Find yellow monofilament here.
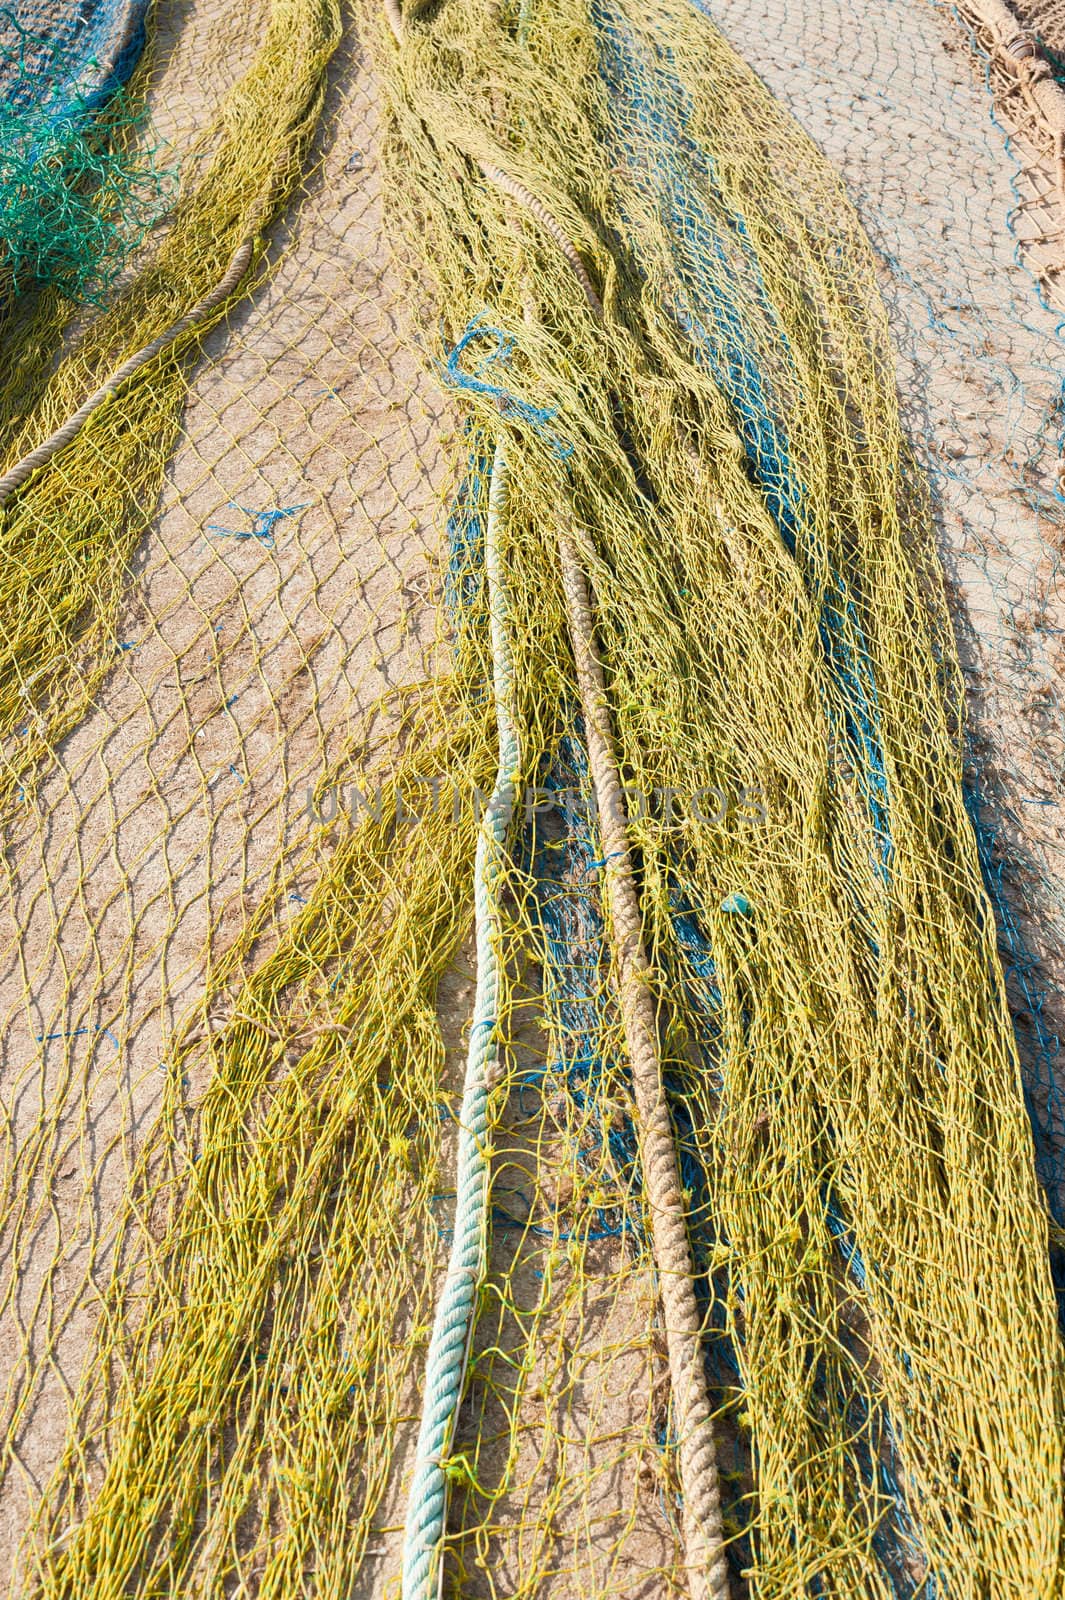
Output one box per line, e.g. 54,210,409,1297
1,0,1062,1596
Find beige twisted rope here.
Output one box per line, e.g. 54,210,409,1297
525,139,726,1595
558,529,729,1600
959,0,1065,160
0,233,256,509
479,161,604,317
381,2,603,315
384,0,404,45
385,4,724,1584
494,133,726,1592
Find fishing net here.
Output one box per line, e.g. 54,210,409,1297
0,0,148,106
715,0,1065,1298
0,0,1063,1595
0,2,169,305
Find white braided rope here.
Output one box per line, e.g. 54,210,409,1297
401,439,518,1600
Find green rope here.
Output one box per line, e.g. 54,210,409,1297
401,438,518,1600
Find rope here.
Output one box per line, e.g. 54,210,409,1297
0,232,257,509
479,161,604,317
505,146,726,1591
384,0,404,45
401,439,519,1600
958,0,1065,162
378,0,603,315
557,528,730,1600
393,11,719,1588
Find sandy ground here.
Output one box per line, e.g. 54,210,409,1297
1,0,1064,1593
0,0,455,1571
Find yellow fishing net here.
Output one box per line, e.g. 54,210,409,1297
0,0,1063,1595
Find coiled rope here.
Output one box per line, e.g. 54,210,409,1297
401,439,520,1600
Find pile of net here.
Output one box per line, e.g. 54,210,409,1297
0,0,1063,1595
0,2,171,305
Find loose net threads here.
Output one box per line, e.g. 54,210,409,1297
0,0,1062,1596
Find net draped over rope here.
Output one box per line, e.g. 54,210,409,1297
0,0,1062,1597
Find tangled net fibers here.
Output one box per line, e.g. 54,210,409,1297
0,0,340,824
4,0,1065,1594
0,2,167,306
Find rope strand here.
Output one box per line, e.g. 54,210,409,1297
401,439,520,1600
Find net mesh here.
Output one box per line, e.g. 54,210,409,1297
0,2,169,305
0,0,1063,1595
713,0,1065,1288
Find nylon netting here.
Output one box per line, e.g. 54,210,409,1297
0,0,458,1573
0,0,1063,1595
0,1,171,305
712,0,1065,1276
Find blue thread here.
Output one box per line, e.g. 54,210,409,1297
441,314,573,460
206,502,308,549
719,892,751,916
444,425,491,635
37,1022,119,1048
579,850,624,879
